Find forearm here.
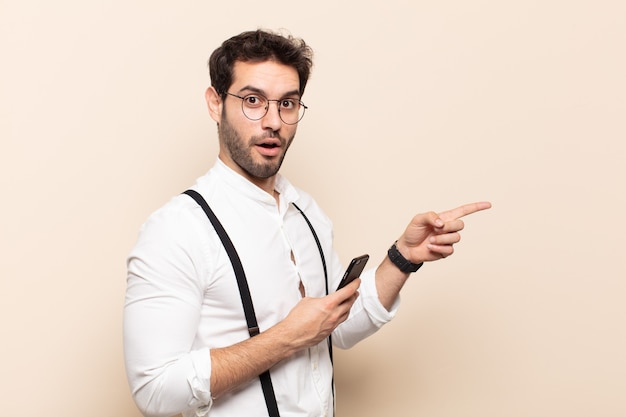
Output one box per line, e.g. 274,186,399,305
209,322,300,398
376,233,443,309
375,255,411,311
211,287,363,396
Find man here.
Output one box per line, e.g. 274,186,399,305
123,29,491,417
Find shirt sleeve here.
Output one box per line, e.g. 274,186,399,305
123,202,214,417
331,267,400,349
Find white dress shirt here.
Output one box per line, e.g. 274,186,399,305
124,159,399,417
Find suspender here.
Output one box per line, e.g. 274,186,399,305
183,190,333,417
292,202,335,408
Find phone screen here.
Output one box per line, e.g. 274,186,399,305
336,254,369,291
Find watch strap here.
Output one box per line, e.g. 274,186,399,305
387,241,423,273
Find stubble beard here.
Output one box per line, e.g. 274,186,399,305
219,113,294,179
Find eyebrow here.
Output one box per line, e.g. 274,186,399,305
237,85,301,99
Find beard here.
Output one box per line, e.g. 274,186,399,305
219,112,294,179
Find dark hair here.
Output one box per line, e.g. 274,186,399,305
208,29,313,98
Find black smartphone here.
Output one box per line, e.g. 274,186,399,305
336,254,370,291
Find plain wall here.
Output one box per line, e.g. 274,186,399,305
1,1,625,416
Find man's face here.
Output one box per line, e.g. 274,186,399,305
215,60,301,188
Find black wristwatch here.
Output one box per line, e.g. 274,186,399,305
387,241,423,273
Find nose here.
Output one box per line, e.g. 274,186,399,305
261,100,283,131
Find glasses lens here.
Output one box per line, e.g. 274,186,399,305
278,100,306,125
241,95,268,120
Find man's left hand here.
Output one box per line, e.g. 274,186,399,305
396,201,492,264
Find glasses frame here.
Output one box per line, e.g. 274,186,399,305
223,92,308,125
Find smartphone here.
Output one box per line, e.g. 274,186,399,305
336,254,370,291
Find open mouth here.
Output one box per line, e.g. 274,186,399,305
255,139,282,157
258,143,279,149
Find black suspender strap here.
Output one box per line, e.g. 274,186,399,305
291,203,328,295
183,189,280,417
292,202,335,415
292,203,334,358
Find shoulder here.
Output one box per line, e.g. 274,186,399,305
136,165,221,240
127,192,225,290
130,192,221,267
140,194,206,238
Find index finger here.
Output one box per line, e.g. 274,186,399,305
439,201,492,221
332,278,360,298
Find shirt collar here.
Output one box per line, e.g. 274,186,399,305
211,158,300,207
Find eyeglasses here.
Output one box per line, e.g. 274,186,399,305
223,92,307,125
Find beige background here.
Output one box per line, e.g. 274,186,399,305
1,0,625,416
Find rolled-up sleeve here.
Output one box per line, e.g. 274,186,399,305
331,267,400,349
123,204,213,417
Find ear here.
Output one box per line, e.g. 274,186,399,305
205,86,222,123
